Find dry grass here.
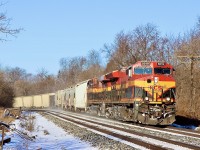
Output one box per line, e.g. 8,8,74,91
20,112,36,132
0,107,21,124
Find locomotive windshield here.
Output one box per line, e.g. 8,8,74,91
154,68,171,74
134,68,152,74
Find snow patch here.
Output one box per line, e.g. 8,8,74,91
3,112,97,150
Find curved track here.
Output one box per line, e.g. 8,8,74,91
36,109,200,150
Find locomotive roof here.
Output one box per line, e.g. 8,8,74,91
133,61,173,68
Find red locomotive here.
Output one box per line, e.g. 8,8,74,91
87,61,176,125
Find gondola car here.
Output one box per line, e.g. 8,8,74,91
87,61,176,125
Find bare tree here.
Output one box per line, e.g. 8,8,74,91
14,79,32,96
103,31,137,72
5,67,27,84
158,35,177,65
0,2,22,41
58,56,87,88
36,68,49,80
87,49,101,67
32,68,56,95
103,23,163,72
83,49,104,79
3,67,33,96
0,73,14,107
132,23,161,61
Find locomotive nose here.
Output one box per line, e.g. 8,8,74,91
145,74,175,103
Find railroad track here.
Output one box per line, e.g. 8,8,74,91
38,109,200,150
144,124,200,139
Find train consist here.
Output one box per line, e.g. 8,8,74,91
14,61,176,125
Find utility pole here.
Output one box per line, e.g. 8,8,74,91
177,55,200,115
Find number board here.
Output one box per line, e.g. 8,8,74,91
141,62,151,66
157,62,165,66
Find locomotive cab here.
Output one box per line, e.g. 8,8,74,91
131,61,175,103
130,61,176,125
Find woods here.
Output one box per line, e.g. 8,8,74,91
175,18,200,119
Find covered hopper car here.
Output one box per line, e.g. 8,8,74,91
14,93,55,108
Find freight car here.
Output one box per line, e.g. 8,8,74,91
74,80,89,111
54,87,76,110
65,87,75,110
14,93,55,108
56,61,175,126
55,90,64,108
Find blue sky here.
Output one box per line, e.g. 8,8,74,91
0,0,200,75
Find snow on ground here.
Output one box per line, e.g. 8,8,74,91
3,112,97,150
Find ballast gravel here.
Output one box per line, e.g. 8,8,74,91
40,112,137,150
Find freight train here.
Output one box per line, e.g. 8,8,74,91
14,61,176,125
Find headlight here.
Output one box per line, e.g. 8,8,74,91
154,77,159,83
145,97,149,101
166,97,171,101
